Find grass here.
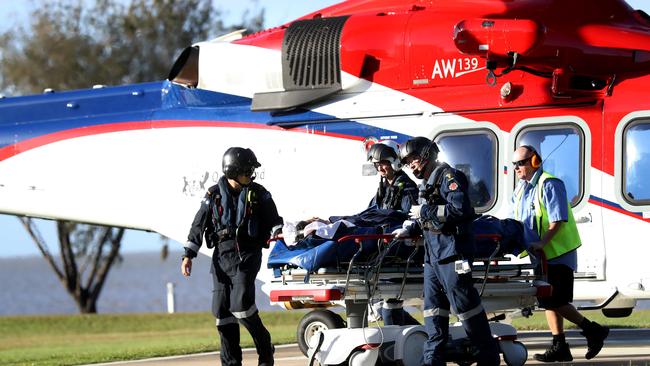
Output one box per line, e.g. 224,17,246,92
1,309,649,366
0,311,305,366
510,309,650,330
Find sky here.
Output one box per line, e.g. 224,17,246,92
0,0,649,257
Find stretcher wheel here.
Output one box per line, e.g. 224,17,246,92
297,309,346,357
397,329,427,366
500,340,527,366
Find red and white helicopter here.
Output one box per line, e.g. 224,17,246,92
1,0,650,362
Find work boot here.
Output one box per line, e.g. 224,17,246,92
581,322,609,359
533,341,573,362
259,344,274,366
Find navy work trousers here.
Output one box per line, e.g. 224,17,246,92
421,260,499,366
211,247,273,366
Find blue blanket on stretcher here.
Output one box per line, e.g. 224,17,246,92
472,215,539,257
267,214,538,274
267,225,380,275
268,208,407,275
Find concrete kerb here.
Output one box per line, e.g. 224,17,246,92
85,343,300,366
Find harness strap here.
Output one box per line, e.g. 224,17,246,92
426,165,450,199
210,192,223,229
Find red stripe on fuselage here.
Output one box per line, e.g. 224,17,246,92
0,120,363,162
588,197,650,223
0,121,150,162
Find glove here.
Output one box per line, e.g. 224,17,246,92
271,227,283,239
402,220,415,229
392,228,409,238
409,205,422,219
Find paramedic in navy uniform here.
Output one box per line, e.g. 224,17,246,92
366,141,420,326
367,140,419,213
181,147,283,366
394,136,499,366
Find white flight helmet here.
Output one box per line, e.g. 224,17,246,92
367,140,401,171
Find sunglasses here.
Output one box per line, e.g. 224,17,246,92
512,156,532,168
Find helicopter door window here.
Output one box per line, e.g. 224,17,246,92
434,130,497,212
622,121,650,204
515,125,584,207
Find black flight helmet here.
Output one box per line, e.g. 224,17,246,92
399,137,439,178
367,141,401,171
222,147,261,179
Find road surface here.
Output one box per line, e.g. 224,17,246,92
88,328,650,366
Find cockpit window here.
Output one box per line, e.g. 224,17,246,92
515,125,584,206
435,130,497,212
168,46,199,88
623,121,650,204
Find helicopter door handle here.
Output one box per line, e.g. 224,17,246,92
575,213,592,224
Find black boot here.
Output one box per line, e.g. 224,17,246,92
580,320,609,359
239,313,274,366
217,323,243,366
533,338,573,362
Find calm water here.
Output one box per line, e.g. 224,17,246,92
1,251,646,316
0,251,279,316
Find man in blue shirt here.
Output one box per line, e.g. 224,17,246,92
511,145,609,362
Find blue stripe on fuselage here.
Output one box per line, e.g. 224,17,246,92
0,80,410,151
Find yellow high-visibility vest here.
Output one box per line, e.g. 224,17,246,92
515,171,581,260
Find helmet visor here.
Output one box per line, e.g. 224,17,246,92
242,166,256,177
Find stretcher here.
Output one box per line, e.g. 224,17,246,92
267,223,549,366
270,238,539,312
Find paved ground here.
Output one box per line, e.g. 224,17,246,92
89,329,650,366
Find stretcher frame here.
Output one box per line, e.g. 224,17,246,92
269,233,549,317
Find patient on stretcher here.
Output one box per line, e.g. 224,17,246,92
268,208,539,275
283,218,356,245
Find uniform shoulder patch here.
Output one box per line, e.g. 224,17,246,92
448,182,459,191
207,184,219,195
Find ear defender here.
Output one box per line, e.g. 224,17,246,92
522,145,541,168
530,153,541,168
